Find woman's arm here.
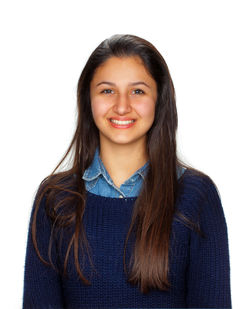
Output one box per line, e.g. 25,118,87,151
23,192,65,309
185,176,232,308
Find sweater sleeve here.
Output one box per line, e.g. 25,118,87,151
23,192,65,309
185,176,232,308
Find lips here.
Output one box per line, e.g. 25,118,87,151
109,117,136,128
110,118,135,124
109,117,136,121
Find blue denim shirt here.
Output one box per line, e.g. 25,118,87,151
82,146,186,198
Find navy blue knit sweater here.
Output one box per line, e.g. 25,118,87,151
23,169,231,308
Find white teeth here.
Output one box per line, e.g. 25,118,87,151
110,119,135,125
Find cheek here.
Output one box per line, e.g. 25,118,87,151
91,98,110,120
135,98,155,120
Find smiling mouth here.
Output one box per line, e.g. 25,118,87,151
109,119,136,125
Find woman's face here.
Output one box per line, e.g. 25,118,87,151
90,56,157,148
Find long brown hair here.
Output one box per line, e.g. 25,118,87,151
31,34,203,294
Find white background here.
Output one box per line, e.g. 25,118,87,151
0,0,249,308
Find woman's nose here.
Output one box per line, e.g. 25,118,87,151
112,94,132,114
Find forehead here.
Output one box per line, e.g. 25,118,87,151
91,56,154,83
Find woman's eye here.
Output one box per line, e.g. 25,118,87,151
133,89,145,95
101,89,114,94
100,89,144,95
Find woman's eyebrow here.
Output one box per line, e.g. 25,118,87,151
96,81,150,88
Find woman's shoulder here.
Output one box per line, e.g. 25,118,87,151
32,172,77,215
178,167,218,197
176,167,222,218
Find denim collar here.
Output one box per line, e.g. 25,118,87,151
82,146,149,185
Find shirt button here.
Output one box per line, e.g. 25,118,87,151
119,195,124,198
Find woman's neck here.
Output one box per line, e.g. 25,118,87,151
99,141,148,188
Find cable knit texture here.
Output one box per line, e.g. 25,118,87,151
23,169,231,308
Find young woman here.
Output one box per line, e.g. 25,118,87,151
23,34,231,308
